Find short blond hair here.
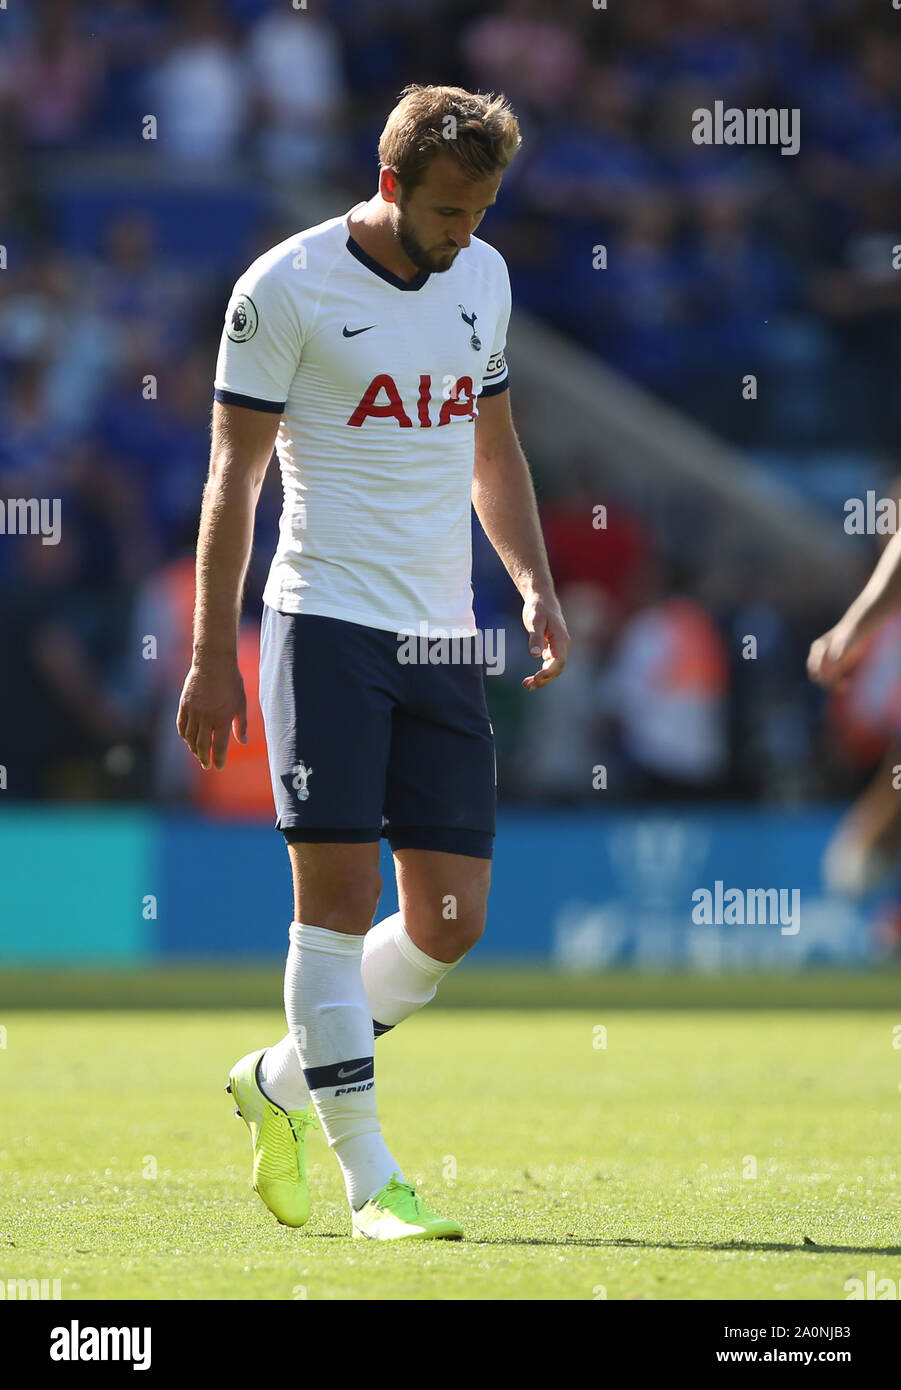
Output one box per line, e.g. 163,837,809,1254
378,84,521,192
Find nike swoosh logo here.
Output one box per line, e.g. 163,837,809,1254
337,1064,369,1079
343,324,376,337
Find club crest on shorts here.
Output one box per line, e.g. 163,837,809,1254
291,761,313,800
225,293,258,343
458,304,481,351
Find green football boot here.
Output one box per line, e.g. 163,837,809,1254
352,1174,463,1241
227,1048,317,1228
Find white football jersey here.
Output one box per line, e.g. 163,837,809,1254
214,202,511,637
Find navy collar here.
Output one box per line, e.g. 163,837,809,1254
345,232,431,292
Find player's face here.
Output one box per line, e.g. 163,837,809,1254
392,154,502,273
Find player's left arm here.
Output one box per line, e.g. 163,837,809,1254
473,388,570,691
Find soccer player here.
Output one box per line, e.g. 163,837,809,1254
807,524,901,690
808,517,901,897
177,85,570,1241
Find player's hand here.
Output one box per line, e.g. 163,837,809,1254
521,593,570,691
806,619,865,689
176,658,248,770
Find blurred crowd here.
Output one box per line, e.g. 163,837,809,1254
1,0,899,812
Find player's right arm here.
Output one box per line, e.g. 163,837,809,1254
176,402,278,771
180,251,303,768
808,527,901,688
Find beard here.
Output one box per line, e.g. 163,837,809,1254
394,207,458,274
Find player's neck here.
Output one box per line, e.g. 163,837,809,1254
347,200,422,285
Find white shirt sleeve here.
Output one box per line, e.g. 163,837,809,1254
214,259,304,413
480,258,511,397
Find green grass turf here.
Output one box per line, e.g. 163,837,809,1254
3,965,901,1009
1,1007,899,1300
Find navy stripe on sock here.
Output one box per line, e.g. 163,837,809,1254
372,1020,395,1038
303,1056,374,1090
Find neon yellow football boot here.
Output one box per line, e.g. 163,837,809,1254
227,1048,317,1228
352,1174,463,1241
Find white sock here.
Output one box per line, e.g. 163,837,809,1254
258,1034,309,1110
284,921,400,1209
260,911,462,1108
363,910,462,1032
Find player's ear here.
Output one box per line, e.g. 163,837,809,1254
379,167,400,205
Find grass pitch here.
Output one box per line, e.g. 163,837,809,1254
1,1001,899,1300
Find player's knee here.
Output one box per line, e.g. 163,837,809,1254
297,873,383,934
443,870,491,954
446,900,488,955
325,875,383,932
456,920,486,955
288,842,383,933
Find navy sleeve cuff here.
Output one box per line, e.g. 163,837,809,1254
213,388,285,414
480,376,510,398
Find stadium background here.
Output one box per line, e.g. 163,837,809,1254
2,0,901,987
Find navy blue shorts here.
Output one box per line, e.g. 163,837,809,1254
258,606,496,859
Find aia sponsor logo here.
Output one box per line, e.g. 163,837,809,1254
348,374,477,428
